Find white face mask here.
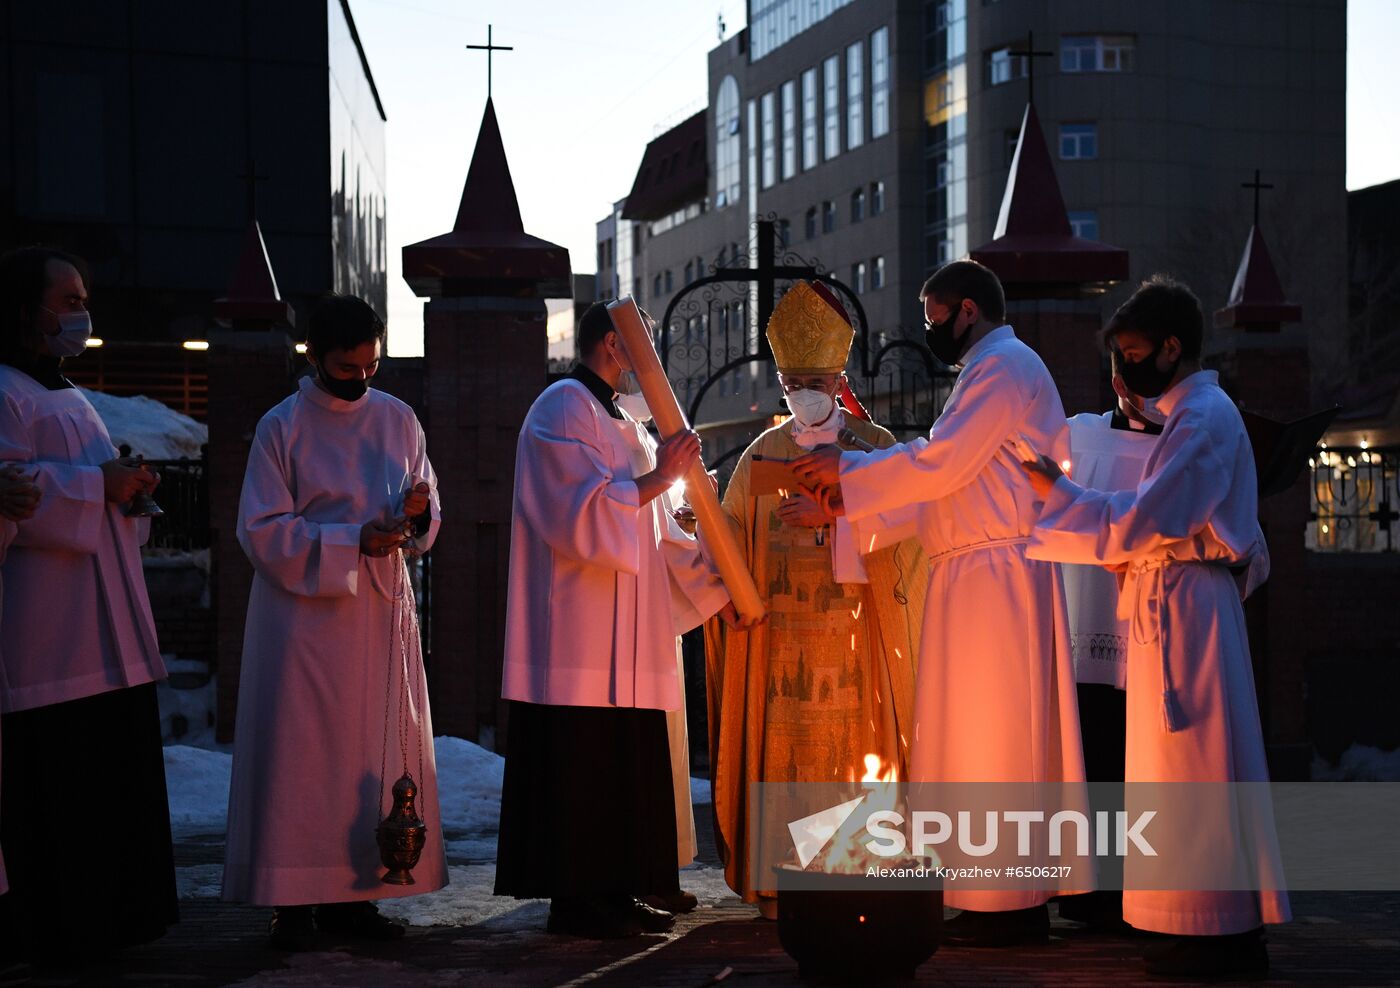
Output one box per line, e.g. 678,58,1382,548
617,391,652,422
42,308,93,357
1138,397,1167,426
786,388,835,427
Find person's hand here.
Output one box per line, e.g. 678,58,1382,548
791,445,843,488
776,487,833,529
655,430,701,484
360,519,408,557
101,458,158,504
814,484,844,517
0,464,41,521
403,481,431,518
1019,453,1063,499
718,601,765,631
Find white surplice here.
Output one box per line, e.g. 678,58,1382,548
222,377,446,906
0,367,164,713
1062,411,1159,689
1027,370,1290,935
837,326,1087,912
502,379,729,712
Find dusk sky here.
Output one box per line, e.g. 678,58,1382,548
350,0,1399,355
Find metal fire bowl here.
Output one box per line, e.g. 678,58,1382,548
773,866,942,982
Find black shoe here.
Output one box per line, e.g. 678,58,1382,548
942,905,1050,948
642,890,698,914
546,897,644,939
268,906,317,951
315,901,406,941
620,897,676,933
1057,891,1133,935
1144,928,1268,980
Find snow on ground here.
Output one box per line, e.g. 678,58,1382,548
165,744,233,834
165,736,727,925
1311,743,1400,781
82,388,207,460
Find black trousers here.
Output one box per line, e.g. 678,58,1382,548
0,683,178,960
494,701,680,901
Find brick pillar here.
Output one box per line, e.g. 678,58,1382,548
422,300,546,748
1007,299,1114,417
208,329,295,741
1216,331,1312,779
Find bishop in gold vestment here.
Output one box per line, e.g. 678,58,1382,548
704,281,925,913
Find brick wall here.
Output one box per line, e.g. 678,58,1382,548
422,300,548,747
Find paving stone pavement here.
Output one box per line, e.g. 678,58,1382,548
6,817,1398,987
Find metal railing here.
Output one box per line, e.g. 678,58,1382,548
1308,445,1399,552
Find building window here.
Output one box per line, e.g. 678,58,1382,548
986,46,1028,86
1004,128,1020,166
801,68,819,170
822,200,837,233
872,255,885,289
776,218,791,248
597,241,606,270
665,269,674,292
684,260,694,284
847,41,864,150
1068,209,1099,240
1059,122,1098,159
805,206,818,240
653,274,662,298
871,180,885,215
851,188,866,222
761,91,777,189
1061,35,1135,73
823,55,841,160
871,26,890,138
852,261,867,294
781,80,798,180
714,76,741,208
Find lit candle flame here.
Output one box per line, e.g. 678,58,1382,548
853,601,863,620
1060,459,1073,473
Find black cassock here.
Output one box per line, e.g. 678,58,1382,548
494,700,680,900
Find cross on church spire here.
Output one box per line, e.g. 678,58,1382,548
1242,168,1274,228
237,157,269,221
466,24,513,100
1009,30,1055,106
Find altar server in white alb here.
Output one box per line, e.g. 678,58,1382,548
223,294,445,951
0,247,177,962
1022,276,1289,980
793,260,1087,948
1054,349,1161,932
0,461,42,903
495,301,749,940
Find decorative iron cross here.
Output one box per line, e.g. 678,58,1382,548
1242,169,1274,227
1009,30,1055,105
237,157,269,221
466,24,513,100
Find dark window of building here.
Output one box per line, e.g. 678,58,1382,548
1059,122,1098,159
873,256,885,289
684,260,694,284
852,261,867,294
1068,209,1099,239
805,206,818,240
1061,35,1135,73
871,180,885,215
986,46,1028,87
653,274,663,297
822,200,837,233
1004,129,1020,166
665,269,674,292
776,219,791,248
851,188,866,222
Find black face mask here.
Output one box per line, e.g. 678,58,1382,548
318,365,369,402
925,300,970,367
1117,342,1179,399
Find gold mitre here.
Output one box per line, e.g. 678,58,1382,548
765,280,854,375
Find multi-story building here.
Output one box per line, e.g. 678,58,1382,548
599,0,1345,460
1,0,387,415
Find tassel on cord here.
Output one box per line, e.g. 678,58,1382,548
1162,689,1187,733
